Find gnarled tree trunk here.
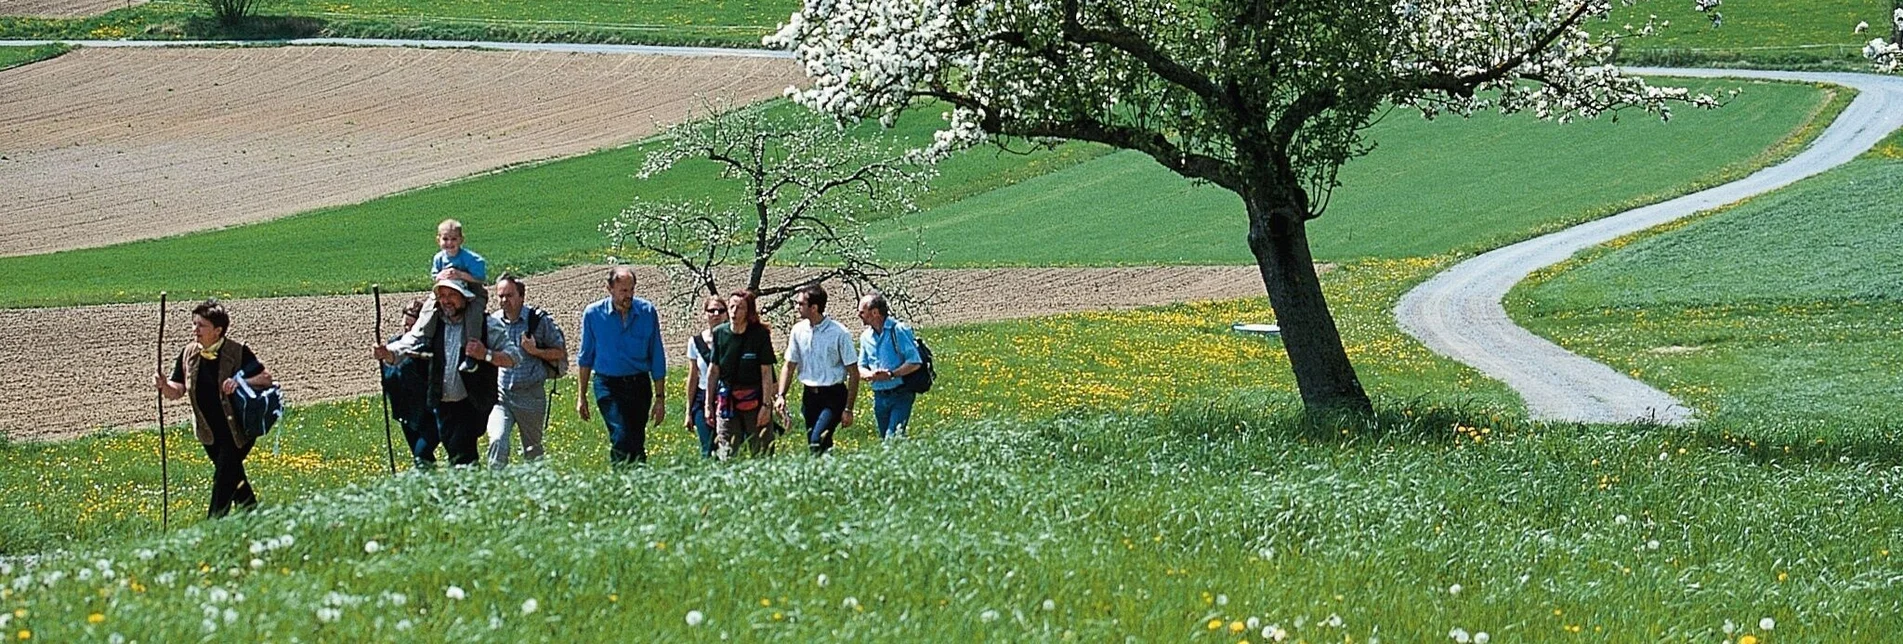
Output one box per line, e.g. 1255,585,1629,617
1244,192,1373,414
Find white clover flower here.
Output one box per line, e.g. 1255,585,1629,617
1475,632,1490,644
395,619,413,631
1760,617,1776,630
843,596,860,609
685,610,705,626
980,609,999,622
816,573,829,587
1216,594,1229,606
1263,624,1288,641
316,607,341,623
1646,539,1661,551
1723,619,1737,634
446,585,466,601
248,541,265,555
1450,627,1471,643
363,540,381,554
521,598,539,615
1449,583,1463,595
1614,514,1630,525
1326,613,1343,628
248,558,263,570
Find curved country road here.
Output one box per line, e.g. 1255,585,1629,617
1397,69,1903,425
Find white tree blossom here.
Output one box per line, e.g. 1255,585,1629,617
769,0,1719,411
603,102,937,319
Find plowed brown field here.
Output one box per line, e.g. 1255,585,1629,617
0,46,801,256
0,0,138,18
5,265,1272,441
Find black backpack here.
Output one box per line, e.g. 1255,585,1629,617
519,306,567,379
899,335,936,394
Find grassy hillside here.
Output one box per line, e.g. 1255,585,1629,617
0,79,1835,308
873,79,1837,265
1512,151,1903,434
4,400,1900,639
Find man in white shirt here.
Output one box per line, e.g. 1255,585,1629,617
776,285,861,455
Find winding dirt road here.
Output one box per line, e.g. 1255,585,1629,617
1397,69,1903,425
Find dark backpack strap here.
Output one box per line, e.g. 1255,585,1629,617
692,332,712,362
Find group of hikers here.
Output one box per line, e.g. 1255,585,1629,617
155,218,928,519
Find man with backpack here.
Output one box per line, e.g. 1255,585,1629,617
855,293,925,440
485,274,567,467
375,278,521,467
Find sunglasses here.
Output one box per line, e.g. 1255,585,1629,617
705,308,728,314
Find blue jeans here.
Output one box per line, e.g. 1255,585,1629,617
872,389,916,440
689,387,716,458
593,374,653,465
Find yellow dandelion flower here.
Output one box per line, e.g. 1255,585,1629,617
760,598,772,607
87,613,104,624
15,631,28,641
1207,618,1224,630
1738,636,1758,644
1229,620,1246,633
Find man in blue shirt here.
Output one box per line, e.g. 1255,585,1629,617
855,293,922,440
576,266,667,464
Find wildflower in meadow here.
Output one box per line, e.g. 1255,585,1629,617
1261,624,1287,641
1759,617,1775,630
446,585,466,600
1043,599,1056,611
981,609,999,623
1229,620,1246,633
816,574,828,587
1738,635,1759,644
1448,583,1462,595
521,599,538,615
685,610,705,626
1474,632,1489,644
364,540,381,554
1208,618,1224,630
1450,627,1471,643
87,614,104,625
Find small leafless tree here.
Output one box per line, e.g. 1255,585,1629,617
603,102,937,320
205,0,260,25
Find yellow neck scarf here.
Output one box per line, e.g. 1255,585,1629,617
199,339,225,361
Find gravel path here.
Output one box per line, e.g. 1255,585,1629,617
1397,69,1903,425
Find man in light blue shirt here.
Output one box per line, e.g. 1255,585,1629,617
855,293,921,440
575,266,667,465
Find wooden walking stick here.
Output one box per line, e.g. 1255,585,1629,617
374,285,397,475
156,291,169,530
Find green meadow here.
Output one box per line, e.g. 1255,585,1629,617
0,79,1836,307
881,79,1838,265
0,42,65,70
8,249,1902,638
1512,140,1903,443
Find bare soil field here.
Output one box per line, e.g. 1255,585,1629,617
4,265,1270,441
0,0,139,18
0,45,801,256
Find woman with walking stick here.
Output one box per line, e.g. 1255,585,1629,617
152,299,273,518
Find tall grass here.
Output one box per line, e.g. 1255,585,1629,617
3,403,1899,639
0,43,68,70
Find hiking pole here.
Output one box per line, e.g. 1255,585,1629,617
374,285,397,475
155,291,169,530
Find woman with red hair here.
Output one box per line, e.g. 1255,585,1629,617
703,289,780,459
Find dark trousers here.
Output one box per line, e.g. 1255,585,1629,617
435,398,484,466
801,384,849,456
594,374,653,465
689,387,716,458
400,408,441,468
202,429,257,518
